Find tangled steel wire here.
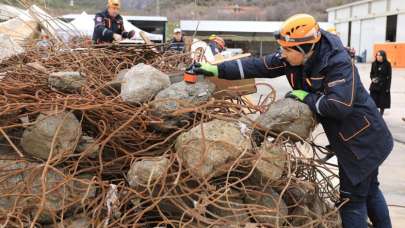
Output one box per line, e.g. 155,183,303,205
0,42,342,227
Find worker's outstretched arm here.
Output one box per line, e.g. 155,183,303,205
304,60,356,120
94,14,114,42
194,52,287,79
218,52,287,80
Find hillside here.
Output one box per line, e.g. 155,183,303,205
1,0,357,21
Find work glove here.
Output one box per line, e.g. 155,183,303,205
113,33,123,42
123,30,136,39
193,63,218,77
285,90,309,102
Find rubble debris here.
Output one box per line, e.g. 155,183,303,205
153,80,216,112
50,214,91,228
290,194,340,227
256,98,317,140
127,156,170,187
0,41,341,227
121,63,170,103
175,119,251,179
0,156,95,224
255,142,287,181
244,187,288,226
20,112,82,160
76,135,100,158
0,33,24,61
208,189,250,224
48,71,86,93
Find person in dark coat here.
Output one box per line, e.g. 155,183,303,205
92,0,135,44
167,28,185,52
370,50,392,115
194,14,393,228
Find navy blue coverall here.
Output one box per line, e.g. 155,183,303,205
92,9,132,44
217,30,393,228
168,38,185,52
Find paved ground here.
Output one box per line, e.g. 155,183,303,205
253,63,405,227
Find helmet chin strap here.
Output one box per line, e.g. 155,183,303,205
296,43,315,64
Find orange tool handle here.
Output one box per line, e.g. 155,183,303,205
183,72,198,83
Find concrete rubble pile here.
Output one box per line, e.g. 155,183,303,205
0,29,341,227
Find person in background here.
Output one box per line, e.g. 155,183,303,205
370,50,392,115
208,35,225,55
92,0,135,44
168,28,185,52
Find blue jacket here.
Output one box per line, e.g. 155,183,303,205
218,30,393,185
168,38,185,52
92,10,131,43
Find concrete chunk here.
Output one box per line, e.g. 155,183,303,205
48,71,86,93
121,63,170,103
21,112,82,160
175,119,251,179
256,98,317,140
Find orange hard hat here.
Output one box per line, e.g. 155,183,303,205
275,14,321,47
212,36,225,49
108,0,121,9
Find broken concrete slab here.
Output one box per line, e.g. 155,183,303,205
175,119,251,179
255,98,317,140
0,33,24,61
127,156,170,187
20,112,82,160
0,15,39,46
153,80,216,112
121,63,170,103
48,71,86,93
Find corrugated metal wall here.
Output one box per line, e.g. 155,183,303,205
328,0,405,62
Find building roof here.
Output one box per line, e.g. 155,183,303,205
61,14,167,22
180,20,334,34
326,0,372,12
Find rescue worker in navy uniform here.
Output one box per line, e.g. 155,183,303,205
194,14,393,228
92,0,135,44
167,28,185,52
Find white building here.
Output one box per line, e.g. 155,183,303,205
327,0,405,61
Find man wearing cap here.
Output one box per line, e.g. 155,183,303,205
194,14,393,228
92,0,136,44
168,28,185,52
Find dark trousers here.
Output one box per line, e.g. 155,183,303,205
339,168,392,228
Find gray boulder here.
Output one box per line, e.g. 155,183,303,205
153,80,216,112
21,112,82,160
48,71,86,93
121,63,170,103
255,98,317,140
127,156,170,187
175,119,251,179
